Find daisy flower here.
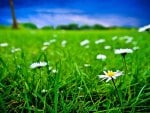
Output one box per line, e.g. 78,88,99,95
49,39,56,43
125,37,133,43
133,46,140,50
52,69,58,73
96,54,106,60
11,48,21,53
30,62,47,69
114,48,133,55
61,40,67,47
95,39,105,44
80,39,89,46
138,24,150,32
84,63,91,67
43,42,50,46
104,45,111,50
98,70,123,82
41,46,48,51
0,43,8,47
41,89,48,93
112,36,118,40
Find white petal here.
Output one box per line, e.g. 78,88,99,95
98,75,107,79
106,77,112,82
103,71,107,75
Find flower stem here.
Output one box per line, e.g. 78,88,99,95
111,78,122,106
122,56,127,75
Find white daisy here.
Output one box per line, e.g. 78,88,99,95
133,46,140,50
95,39,105,44
41,46,48,51
0,43,8,47
30,62,47,69
49,39,56,43
61,40,67,47
11,48,21,53
49,66,53,71
112,36,118,40
80,39,89,46
41,89,48,93
114,48,133,55
43,42,50,46
125,37,133,43
84,64,91,67
98,70,123,82
104,45,111,50
96,54,107,60
52,69,58,73
138,24,150,32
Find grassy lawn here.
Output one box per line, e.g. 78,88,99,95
0,29,150,112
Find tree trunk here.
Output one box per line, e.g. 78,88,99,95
9,0,18,29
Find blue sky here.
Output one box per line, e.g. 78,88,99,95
0,0,150,27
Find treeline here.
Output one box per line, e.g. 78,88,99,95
20,23,131,30
0,22,134,30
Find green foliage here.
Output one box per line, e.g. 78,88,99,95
21,23,38,29
0,29,150,112
56,23,79,30
92,24,106,30
41,25,54,30
79,24,92,30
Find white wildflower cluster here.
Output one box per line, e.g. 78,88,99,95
96,54,107,61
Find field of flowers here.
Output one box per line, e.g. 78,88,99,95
0,29,150,112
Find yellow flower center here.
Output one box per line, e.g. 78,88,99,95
107,71,115,77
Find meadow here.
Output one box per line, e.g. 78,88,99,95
0,29,150,112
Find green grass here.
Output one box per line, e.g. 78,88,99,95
0,29,150,112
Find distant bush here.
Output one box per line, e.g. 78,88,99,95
79,24,92,30
21,23,38,29
0,25,10,29
56,23,79,30
56,25,69,30
92,24,107,30
41,26,54,30
67,23,79,30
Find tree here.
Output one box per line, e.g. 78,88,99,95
41,25,54,30
79,24,92,30
9,0,18,29
56,25,69,30
92,24,106,30
68,23,79,30
21,23,38,29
